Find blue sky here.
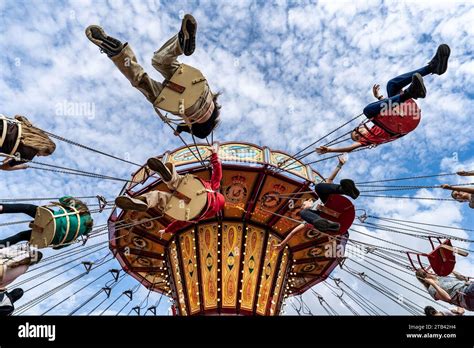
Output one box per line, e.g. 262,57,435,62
0,0,473,315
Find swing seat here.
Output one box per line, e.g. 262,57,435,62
316,195,355,235
164,174,208,222
372,99,421,136
29,205,81,249
407,238,469,276
153,64,210,121
29,207,57,249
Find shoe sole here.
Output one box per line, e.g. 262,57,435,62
115,196,148,212
147,158,172,181
412,73,427,99
181,14,197,56
85,25,107,45
340,179,360,199
433,44,450,75
85,25,122,53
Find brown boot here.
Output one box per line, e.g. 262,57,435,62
115,196,149,212
178,14,197,56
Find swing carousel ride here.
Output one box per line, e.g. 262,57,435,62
2,122,472,316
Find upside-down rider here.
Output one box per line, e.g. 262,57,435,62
316,44,451,154
115,146,225,235
0,115,56,171
85,14,221,139
275,155,359,249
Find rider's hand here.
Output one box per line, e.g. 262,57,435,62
338,155,347,166
372,84,383,100
210,144,218,154
316,146,330,154
441,184,451,189
457,170,471,176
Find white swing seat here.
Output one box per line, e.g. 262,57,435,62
164,174,208,222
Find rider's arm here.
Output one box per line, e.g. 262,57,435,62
0,161,28,171
275,223,306,249
325,156,346,183
165,220,193,234
317,142,363,154
209,150,222,191
443,185,474,194
427,280,452,302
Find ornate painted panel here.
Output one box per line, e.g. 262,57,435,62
218,143,264,163
197,223,219,311
221,223,243,310
256,235,281,315
240,225,265,312
179,229,201,314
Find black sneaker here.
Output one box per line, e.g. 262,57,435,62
147,158,172,182
178,14,197,56
8,288,24,304
30,251,43,266
428,44,451,75
405,73,426,100
340,179,360,199
312,219,341,233
85,25,124,57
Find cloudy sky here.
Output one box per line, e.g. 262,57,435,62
0,0,473,316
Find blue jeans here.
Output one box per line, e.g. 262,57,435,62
363,65,431,119
461,282,474,311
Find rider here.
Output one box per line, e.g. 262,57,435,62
441,170,474,209
275,156,358,249
416,268,474,311
0,245,43,316
85,14,221,139
0,197,94,249
115,146,225,235
0,115,56,171
316,44,450,154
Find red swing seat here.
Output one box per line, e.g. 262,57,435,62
407,238,468,277
370,99,421,137
314,195,355,236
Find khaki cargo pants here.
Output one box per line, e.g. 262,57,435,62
111,34,183,105
138,163,185,211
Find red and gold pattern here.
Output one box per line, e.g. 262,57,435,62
197,223,219,311
240,226,265,312
179,229,200,314
269,251,289,315
110,142,351,316
256,235,281,315
221,223,243,309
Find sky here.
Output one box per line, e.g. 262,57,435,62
0,0,473,316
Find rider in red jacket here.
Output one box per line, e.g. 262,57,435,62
162,150,225,234
115,146,225,235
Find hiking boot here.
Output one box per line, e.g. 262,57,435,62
115,196,149,212
404,73,426,99
340,179,360,199
147,158,172,182
178,14,197,56
428,44,451,75
85,25,124,57
312,219,341,233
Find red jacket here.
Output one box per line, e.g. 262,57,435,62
165,152,225,234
